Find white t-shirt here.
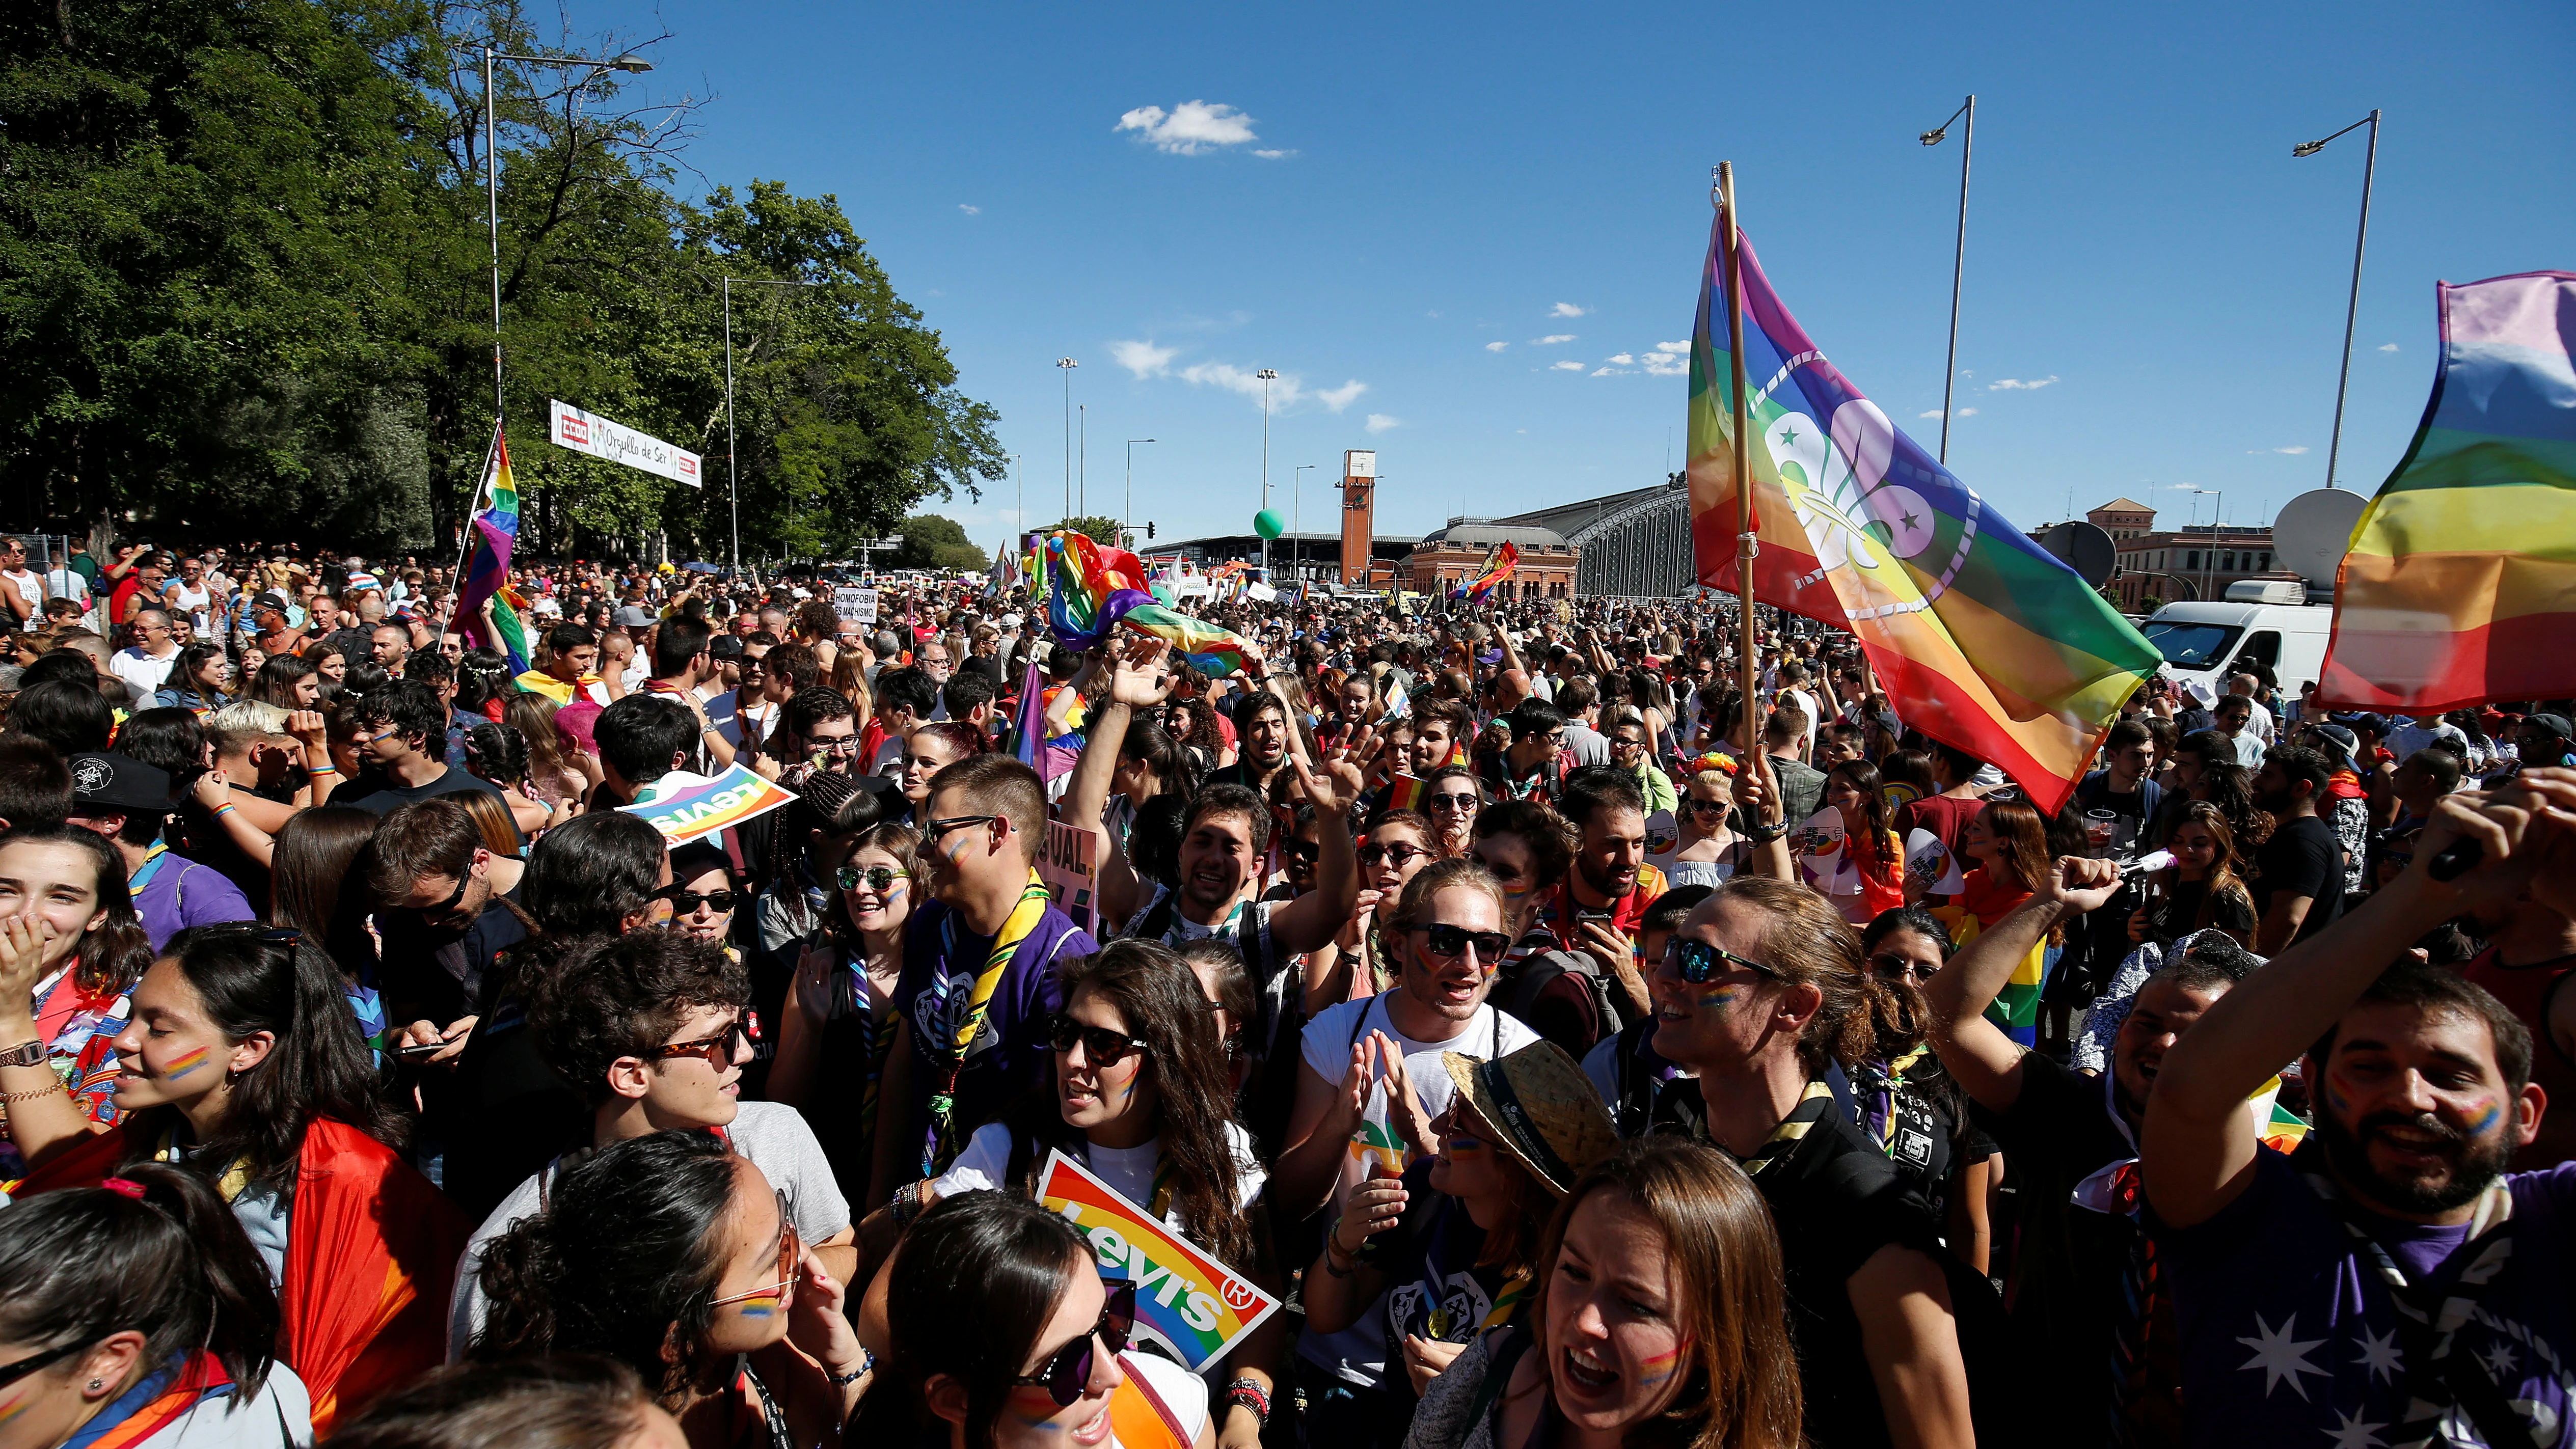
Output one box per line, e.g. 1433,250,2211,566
0,567,39,628
1293,991,1539,1389
150,1363,313,1448
446,1103,852,1359
932,1120,1268,1224
110,645,180,698
43,566,89,606
1782,687,1820,755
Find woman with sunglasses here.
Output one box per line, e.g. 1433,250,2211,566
0,923,466,1435
1665,767,1751,890
1306,1041,1617,1404
902,941,1279,1432
885,1190,1210,1449
773,819,919,1188
1405,1138,1803,1449
0,1162,312,1447
474,1130,867,1449
1331,810,1440,998
1855,907,2002,1275
1644,880,1987,1449
1417,766,1485,861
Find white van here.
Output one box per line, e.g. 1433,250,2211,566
2140,581,2335,702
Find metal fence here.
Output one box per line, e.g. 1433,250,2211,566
1567,486,1696,598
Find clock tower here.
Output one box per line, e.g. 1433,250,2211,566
1338,450,1376,585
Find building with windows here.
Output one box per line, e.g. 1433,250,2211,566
2112,526,2282,610
2089,497,2156,541
1409,520,1579,599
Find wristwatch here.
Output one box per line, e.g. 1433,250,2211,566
0,1039,47,1069
1745,818,1791,844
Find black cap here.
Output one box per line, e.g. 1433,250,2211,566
68,753,177,816
2528,712,2574,742
707,635,746,661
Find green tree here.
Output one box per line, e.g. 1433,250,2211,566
1042,516,1124,546
892,514,991,571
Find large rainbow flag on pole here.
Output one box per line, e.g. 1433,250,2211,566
1450,541,1520,603
1687,224,2159,813
2314,270,2576,710
454,426,533,672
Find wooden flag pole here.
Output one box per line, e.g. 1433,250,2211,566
1718,162,1759,747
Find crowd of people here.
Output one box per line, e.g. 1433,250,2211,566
0,531,2571,1449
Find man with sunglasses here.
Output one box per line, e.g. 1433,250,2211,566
366,798,530,1067
448,927,857,1354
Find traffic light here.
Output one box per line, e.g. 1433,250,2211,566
1146,522,1155,539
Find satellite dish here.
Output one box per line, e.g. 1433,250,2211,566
2272,487,2369,585
2039,521,2117,586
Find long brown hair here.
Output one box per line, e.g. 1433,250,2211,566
2171,801,2249,929
1702,876,1888,1074
1527,1138,1802,1449
0,824,151,997
268,806,383,982
1977,798,2052,894
1002,939,1253,1268
1825,759,1895,869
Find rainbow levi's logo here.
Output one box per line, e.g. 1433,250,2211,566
619,765,798,845
1035,1150,1280,1373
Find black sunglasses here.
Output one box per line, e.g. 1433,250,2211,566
1868,951,1939,983
1416,923,1512,962
660,888,740,914
1012,1279,1136,1406
1427,791,1479,812
0,1338,98,1390
1357,842,1430,868
1667,938,1782,984
1046,1013,1147,1064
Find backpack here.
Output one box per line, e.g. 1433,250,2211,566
1495,947,1622,1052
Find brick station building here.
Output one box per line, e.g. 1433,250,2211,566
1408,519,1579,600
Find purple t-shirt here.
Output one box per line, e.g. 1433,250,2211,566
130,851,256,953
892,899,1092,1175
2153,1147,2576,1448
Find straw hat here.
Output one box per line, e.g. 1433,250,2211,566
1441,1042,1620,1198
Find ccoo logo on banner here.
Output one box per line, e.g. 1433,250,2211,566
549,400,703,487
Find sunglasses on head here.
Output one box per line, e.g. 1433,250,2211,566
1666,937,1782,984
649,1013,758,1070
710,1189,802,1310
836,864,908,893
1046,1013,1147,1063
1357,842,1430,868
1416,922,1512,963
1014,1279,1136,1407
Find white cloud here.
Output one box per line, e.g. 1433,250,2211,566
1987,375,2060,391
1656,341,1691,354
1606,353,1635,365
1550,303,1588,318
1591,366,1634,377
1108,339,1178,379
1365,414,1400,434
1919,409,1945,419
958,203,980,216
1534,334,1577,345
1924,406,1979,417
1116,100,1260,155
1484,341,1510,352
2274,446,2310,455
1551,361,1584,372
1314,379,1367,411
1251,149,1294,160
1959,407,1977,416
2378,342,2400,352
1641,350,1686,376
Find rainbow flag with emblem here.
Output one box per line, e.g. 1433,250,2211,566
1450,541,1519,602
1035,1151,1280,1372
619,765,797,843
455,424,528,670
2315,270,2576,710
1040,531,1256,676
1687,225,2160,813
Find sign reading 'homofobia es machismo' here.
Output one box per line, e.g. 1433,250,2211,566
549,399,702,487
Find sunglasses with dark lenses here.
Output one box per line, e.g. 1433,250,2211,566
1683,798,1728,817
1357,842,1430,868
1868,951,1940,982
1667,938,1782,984
650,1013,759,1069
1286,839,1320,864
660,888,739,914
1012,1279,1137,1407
0,1337,100,1390
836,864,908,893
710,1189,803,1309
1417,923,1512,962
1428,791,1479,812
1046,1013,1148,1063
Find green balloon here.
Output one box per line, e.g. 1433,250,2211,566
1254,509,1285,540
1150,583,1177,606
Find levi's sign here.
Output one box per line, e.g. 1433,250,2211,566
549,400,703,488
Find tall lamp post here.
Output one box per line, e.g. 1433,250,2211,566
1293,463,1315,585
1255,369,1279,576
723,276,824,576
2294,109,2381,491
2189,487,2225,603
1055,358,1078,524
1918,94,1975,466
1125,439,1156,549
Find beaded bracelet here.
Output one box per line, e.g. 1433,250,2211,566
1224,1378,1270,1425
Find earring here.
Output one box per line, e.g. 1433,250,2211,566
88,1379,103,1391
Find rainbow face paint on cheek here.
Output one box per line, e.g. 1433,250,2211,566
1006,1387,1066,1432
1694,985,1742,1014
1443,1136,1485,1156
2467,1097,2504,1136
1634,1345,1687,1388
0,1390,31,1427
731,1295,781,1318
165,1045,213,1081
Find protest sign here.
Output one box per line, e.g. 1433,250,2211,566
1035,1151,1281,1372
1038,821,1098,933
619,765,796,844
834,586,878,624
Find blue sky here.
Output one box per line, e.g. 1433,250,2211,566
583,0,2574,561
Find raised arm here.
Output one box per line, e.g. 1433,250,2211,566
2144,773,2575,1229
1922,857,2121,1112
1268,727,1374,957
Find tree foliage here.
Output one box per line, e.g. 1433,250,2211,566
0,0,1004,558
892,513,992,571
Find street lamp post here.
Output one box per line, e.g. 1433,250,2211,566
1919,94,1975,466
1056,359,1078,525
1255,369,1279,576
2189,487,2225,602
1124,439,1156,551
2294,109,2381,491
723,276,824,576
1293,463,1315,585
1078,404,1088,521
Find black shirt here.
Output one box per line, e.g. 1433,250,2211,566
375,883,529,1028
2252,814,2345,944
348,766,523,847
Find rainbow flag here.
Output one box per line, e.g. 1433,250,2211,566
1035,1150,1281,1372
2315,270,2576,710
455,425,525,669
1687,225,2160,814
1450,541,1520,602
1039,531,1257,676
620,765,797,843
